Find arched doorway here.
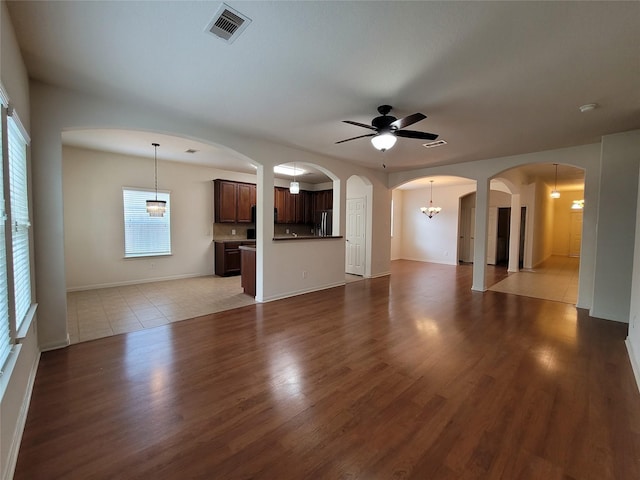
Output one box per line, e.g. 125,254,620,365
487,163,586,304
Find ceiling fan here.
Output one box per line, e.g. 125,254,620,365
336,105,438,152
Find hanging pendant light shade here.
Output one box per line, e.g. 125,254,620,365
420,180,442,218
550,163,560,199
289,162,300,194
147,143,166,217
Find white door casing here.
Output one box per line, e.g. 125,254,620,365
569,211,583,257
487,207,498,265
346,197,366,275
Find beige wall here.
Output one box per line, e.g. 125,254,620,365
0,4,40,480
552,189,584,256
63,146,261,290
390,189,403,261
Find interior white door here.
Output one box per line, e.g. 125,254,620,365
487,207,498,265
569,211,583,257
346,197,366,276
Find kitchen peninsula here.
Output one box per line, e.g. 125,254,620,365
239,244,256,297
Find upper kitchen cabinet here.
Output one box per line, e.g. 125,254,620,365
214,179,256,224
274,187,332,224
313,189,333,212
237,182,256,223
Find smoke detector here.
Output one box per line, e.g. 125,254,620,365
205,3,252,44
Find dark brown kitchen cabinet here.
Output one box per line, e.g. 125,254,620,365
273,187,332,224
314,189,333,212
215,241,256,276
237,182,256,223
274,187,292,224
214,179,256,224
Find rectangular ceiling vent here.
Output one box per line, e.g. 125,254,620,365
423,139,448,149
206,4,252,44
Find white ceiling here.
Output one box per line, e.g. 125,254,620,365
7,1,639,184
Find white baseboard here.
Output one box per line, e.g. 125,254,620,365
401,257,458,266
260,281,346,303
67,272,209,292
625,338,640,394
3,348,40,480
368,271,390,279
40,335,70,352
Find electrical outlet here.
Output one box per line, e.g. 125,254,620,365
231,229,236,235
286,228,290,234
302,271,308,279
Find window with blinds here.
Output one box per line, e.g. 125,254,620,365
123,188,171,258
0,105,10,366
0,98,33,371
8,117,31,330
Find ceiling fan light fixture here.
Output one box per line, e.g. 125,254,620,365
371,133,397,151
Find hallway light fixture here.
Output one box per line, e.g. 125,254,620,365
371,132,397,152
550,163,560,199
146,143,166,217
289,162,299,194
420,180,442,218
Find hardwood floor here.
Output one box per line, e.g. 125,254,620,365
15,260,640,479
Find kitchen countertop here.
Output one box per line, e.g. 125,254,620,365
272,235,343,241
213,238,255,243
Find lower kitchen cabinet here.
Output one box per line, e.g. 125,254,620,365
214,241,256,277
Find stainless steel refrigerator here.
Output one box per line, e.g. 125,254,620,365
315,210,332,237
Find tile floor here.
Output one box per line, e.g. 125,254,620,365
67,275,256,344
488,255,580,304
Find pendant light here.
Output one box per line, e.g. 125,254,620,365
420,180,442,218
289,163,300,194
550,163,560,199
146,143,166,217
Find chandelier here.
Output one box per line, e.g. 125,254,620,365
420,180,442,218
146,142,166,217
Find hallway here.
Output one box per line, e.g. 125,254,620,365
488,255,580,304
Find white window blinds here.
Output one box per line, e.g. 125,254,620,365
123,188,171,258
0,107,10,366
8,115,31,330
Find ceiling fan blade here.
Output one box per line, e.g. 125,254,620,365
395,129,439,141
390,112,426,130
342,120,377,131
335,133,376,144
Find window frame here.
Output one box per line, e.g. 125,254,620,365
0,90,37,372
122,187,172,259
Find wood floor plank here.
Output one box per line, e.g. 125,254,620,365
14,260,640,479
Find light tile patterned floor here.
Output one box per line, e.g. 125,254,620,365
67,276,256,344
488,255,580,304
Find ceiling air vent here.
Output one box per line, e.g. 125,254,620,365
423,140,448,149
206,4,252,44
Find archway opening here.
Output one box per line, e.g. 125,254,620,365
487,162,586,304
